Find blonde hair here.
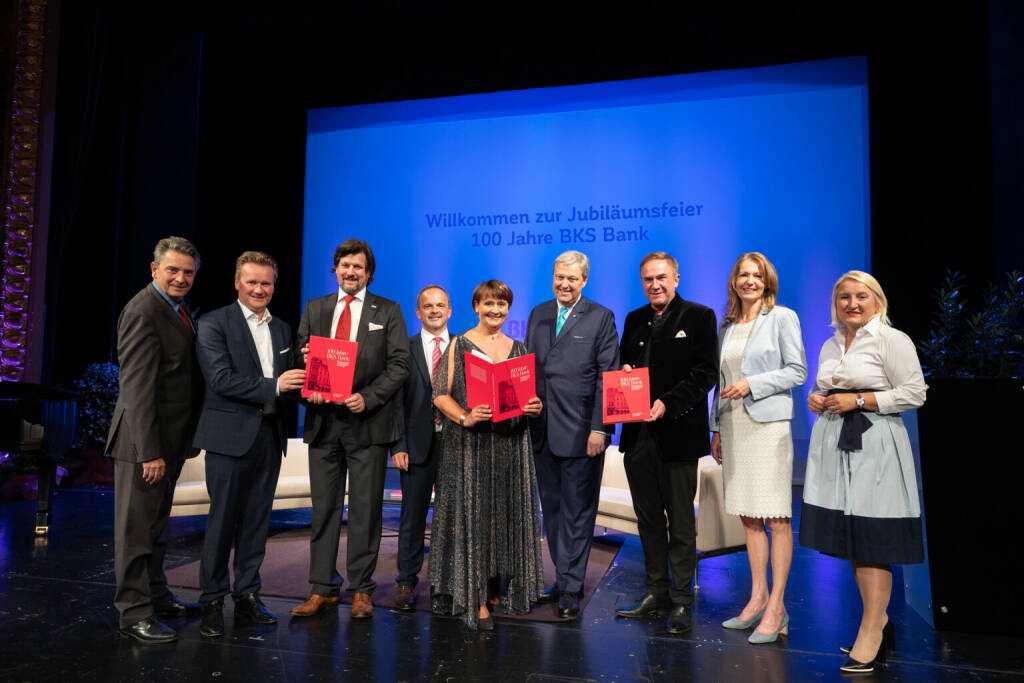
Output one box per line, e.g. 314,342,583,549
724,252,778,322
830,270,891,329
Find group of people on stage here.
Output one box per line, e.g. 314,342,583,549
108,236,926,675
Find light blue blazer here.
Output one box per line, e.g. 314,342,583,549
710,305,807,430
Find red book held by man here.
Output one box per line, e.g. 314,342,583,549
302,336,358,401
464,352,536,422
602,368,651,424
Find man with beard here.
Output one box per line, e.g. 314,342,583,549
290,239,409,619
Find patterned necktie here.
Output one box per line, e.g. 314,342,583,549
178,305,193,333
432,336,443,425
555,307,569,336
335,295,356,340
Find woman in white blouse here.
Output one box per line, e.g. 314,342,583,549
710,253,806,644
800,271,927,675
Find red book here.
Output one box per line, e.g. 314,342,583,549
302,335,358,401
602,368,651,424
464,352,536,422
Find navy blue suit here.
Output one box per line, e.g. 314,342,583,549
193,302,293,604
526,296,619,594
391,332,445,587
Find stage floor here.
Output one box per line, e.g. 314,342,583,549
1,487,1021,682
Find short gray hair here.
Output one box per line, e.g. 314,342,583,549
154,236,200,270
553,250,589,280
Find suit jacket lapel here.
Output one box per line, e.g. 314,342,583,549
231,304,263,372
410,334,430,386
554,297,587,346
319,293,336,338
271,319,288,376
146,284,192,343
355,292,375,345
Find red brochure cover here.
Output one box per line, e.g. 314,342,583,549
302,336,358,401
602,368,651,424
464,352,536,422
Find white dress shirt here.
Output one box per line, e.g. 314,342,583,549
238,300,277,410
420,328,450,376
812,315,927,414
330,287,365,342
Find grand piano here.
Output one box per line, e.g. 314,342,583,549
0,382,78,535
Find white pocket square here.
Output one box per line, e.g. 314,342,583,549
368,322,384,331
279,347,291,354
674,330,687,339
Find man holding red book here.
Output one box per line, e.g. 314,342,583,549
291,239,409,619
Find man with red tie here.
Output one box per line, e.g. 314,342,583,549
106,237,204,643
290,239,409,619
389,285,452,611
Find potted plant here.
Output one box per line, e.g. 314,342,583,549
916,270,1023,634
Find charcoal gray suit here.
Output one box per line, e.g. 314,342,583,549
296,290,409,596
106,283,203,628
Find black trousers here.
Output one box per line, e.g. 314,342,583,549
307,415,387,596
395,434,441,587
199,418,282,604
113,457,185,628
623,428,698,605
534,447,604,594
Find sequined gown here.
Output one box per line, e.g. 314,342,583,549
428,335,544,628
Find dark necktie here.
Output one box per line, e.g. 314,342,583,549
178,305,193,333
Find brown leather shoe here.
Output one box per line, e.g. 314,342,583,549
351,592,373,619
394,585,415,612
289,594,339,617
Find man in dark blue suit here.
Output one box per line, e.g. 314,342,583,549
526,250,619,620
192,251,306,638
390,285,451,610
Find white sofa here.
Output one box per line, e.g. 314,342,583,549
171,438,317,517
596,447,746,555
173,440,746,559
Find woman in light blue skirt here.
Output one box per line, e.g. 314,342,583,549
800,271,927,675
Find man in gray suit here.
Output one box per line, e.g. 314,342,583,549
106,236,204,644
290,239,409,619
526,250,619,620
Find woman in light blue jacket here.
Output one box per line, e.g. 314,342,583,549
710,252,806,644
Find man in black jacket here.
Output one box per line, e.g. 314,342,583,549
390,285,451,611
614,252,718,634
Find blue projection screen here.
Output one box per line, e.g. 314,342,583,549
302,57,870,464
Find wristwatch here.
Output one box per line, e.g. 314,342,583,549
855,393,865,409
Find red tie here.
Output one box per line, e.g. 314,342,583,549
334,295,356,340
432,336,443,424
178,305,193,333
431,336,443,382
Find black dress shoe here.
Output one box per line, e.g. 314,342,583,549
119,616,177,644
558,592,580,620
666,604,692,634
615,594,671,619
234,593,277,624
153,595,201,618
537,586,559,604
200,600,224,638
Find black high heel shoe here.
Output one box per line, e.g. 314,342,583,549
840,618,895,654
839,621,894,674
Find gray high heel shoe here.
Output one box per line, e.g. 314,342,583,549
721,607,765,630
748,610,789,644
